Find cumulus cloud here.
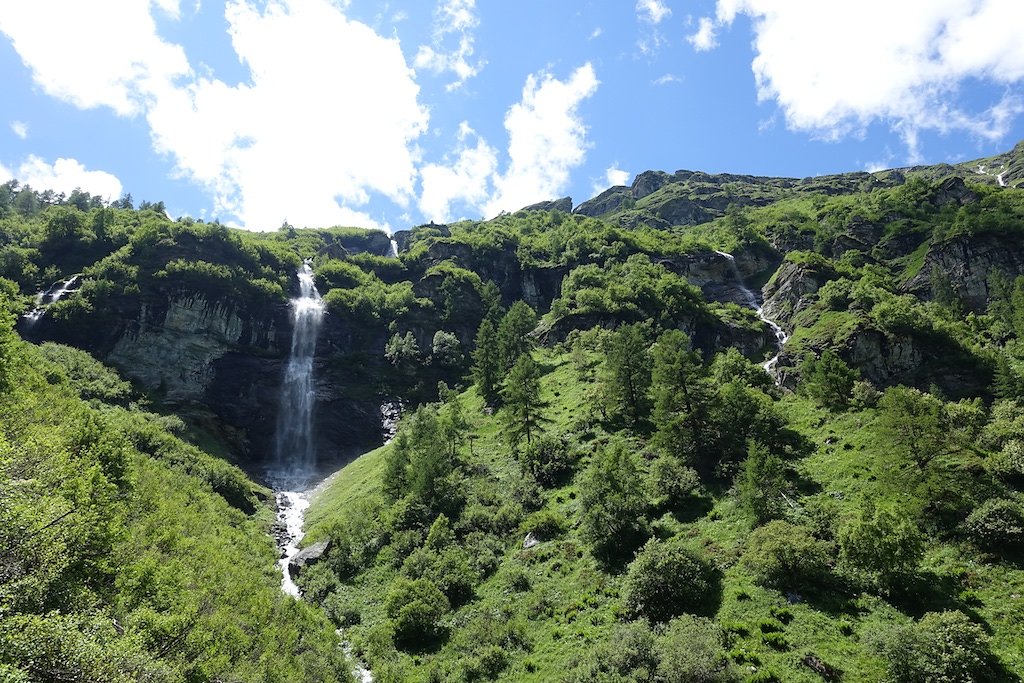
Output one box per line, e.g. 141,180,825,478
636,0,671,24
12,155,123,199
592,164,630,195
147,0,428,229
687,16,717,51
0,0,430,230
414,0,484,91
693,0,1024,157
10,121,27,139
484,63,599,217
419,122,498,222
0,1,190,117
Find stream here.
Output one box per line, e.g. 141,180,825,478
715,251,789,371
270,263,374,682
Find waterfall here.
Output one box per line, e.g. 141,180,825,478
388,238,399,258
22,274,81,327
715,251,789,371
273,262,325,482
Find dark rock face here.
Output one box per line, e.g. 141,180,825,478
762,261,837,331
574,187,631,217
928,176,979,208
521,197,573,213
904,234,1024,312
288,540,330,578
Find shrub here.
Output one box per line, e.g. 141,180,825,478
962,498,1024,553
839,502,924,591
656,615,731,683
580,441,650,564
798,349,857,409
520,432,576,487
872,611,993,683
622,537,719,622
742,521,830,589
384,577,450,646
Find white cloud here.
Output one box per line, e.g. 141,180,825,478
484,63,599,217
592,164,630,195
414,0,484,91
653,73,681,86
636,0,671,24
696,0,1024,157
13,155,123,199
10,121,27,139
687,16,717,51
0,1,190,117
419,122,498,222
0,163,11,184
589,27,603,40
1,0,430,230
146,0,429,229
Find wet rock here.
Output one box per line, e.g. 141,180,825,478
288,540,330,578
523,533,540,549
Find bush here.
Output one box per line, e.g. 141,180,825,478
519,432,576,487
798,349,857,409
622,537,719,622
384,577,450,646
656,615,731,683
962,498,1024,553
742,521,830,589
872,611,993,683
647,455,702,510
580,441,650,564
839,502,924,591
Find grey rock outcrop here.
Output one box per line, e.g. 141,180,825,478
288,540,330,578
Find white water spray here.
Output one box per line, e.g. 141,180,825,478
274,263,325,481
715,251,789,371
388,238,399,258
22,274,81,327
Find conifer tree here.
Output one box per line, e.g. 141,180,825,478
602,323,652,425
497,301,537,371
500,353,549,449
471,319,501,405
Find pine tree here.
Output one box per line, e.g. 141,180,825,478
602,324,652,425
471,319,501,405
736,441,788,525
497,301,537,371
500,353,549,449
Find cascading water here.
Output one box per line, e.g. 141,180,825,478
22,274,81,327
274,262,325,481
715,251,789,372
388,238,399,258
271,262,324,598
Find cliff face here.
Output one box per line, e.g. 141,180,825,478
904,233,1024,312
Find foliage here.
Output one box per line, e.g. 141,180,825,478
872,611,994,683
839,501,924,591
622,537,719,622
962,498,1024,554
497,300,537,370
742,521,830,589
601,323,653,425
471,318,501,405
384,577,451,646
798,349,857,409
736,441,788,525
500,353,549,449
579,441,650,564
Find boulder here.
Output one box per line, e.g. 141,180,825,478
288,540,330,578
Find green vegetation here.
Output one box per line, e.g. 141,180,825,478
5,150,1024,682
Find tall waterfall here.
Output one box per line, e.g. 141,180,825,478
715,251,789,371
274,262,325,479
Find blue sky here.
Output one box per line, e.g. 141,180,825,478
1,0,1022,231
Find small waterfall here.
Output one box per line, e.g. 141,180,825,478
715,251,789,371
388,238,399,258
22,274,81,327
274,262,325,482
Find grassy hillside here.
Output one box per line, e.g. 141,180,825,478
0,303,351,682
304,337,1024,682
